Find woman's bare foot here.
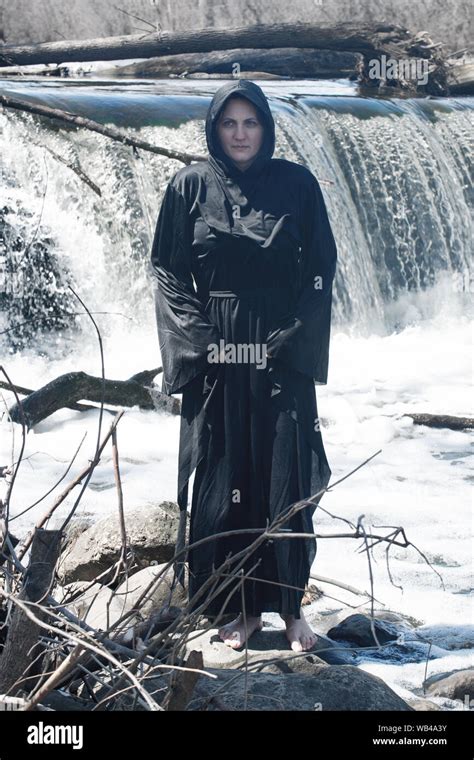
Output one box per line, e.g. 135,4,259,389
280,608,318,652
218,613,263,649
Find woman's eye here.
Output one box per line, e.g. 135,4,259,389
221,120,259,127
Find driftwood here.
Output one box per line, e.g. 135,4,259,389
404,413,474,431
1,369,166,414
0,22,441,66
6,369,180,428
0,94,205,165
108,47,362,79
0,22,465,94
39,142,102,196
0,529,61,696
3,366,471,431
1,378,109,413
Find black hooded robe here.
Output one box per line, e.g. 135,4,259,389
150,80,337,620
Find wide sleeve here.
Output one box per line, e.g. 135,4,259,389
265,174,337,385
150,175,221,396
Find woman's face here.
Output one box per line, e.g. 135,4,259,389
216,97,264,171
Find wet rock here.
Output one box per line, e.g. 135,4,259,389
56,502,180,584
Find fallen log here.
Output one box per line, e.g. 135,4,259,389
0,529,61,696
0,94,205,165
0,378,109,413
107,47,362,79
403,413,473,431
7,369,180,428
0,22,454,93
0,23,426,67
1,368,165,414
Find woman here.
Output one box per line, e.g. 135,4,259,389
150,80,337,653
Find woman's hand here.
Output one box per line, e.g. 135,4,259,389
266,316,304,360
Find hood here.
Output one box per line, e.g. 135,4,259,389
205,80,275,179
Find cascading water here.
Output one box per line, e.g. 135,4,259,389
1,82,472,356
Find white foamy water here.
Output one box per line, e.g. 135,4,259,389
1,284,472,707
306,292,473,709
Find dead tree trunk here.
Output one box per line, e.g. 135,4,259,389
0,22,457,93
404,413,474,431
0,23,427,66
109,47,362,79
7,369,180,428
0,95,205,165
0,529,61,696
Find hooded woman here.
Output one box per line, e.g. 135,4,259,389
150,80,337,652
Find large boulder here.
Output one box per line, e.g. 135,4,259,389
328,613,405,646
54,567,187,634
114,564,188,618
311,607,423,635
56,502,181,584
185,664,414,711
423,669,474,702
56,581,124,630
75,660,414,711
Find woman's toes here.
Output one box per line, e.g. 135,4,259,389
225,633,242,648
291,638,303,653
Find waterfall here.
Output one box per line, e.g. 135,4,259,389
1,82,473,355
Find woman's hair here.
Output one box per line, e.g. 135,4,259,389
217,92,263,122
